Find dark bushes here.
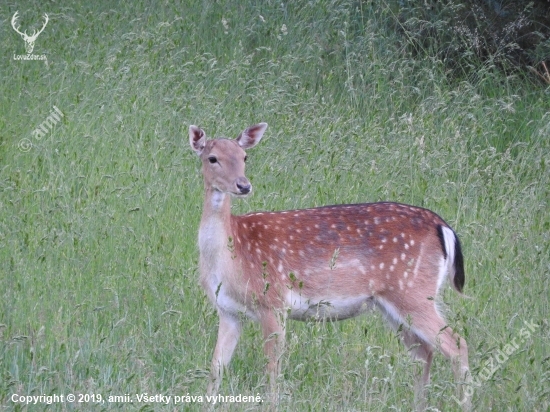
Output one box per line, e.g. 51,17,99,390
397,0,550,83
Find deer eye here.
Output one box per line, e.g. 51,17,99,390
244,155,248,162
208,156,217,164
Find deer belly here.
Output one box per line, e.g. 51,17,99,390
286,291,374,321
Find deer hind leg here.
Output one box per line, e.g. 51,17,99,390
407,307,471,411
433,324,471,411
207,311,242,396
260,310,287,404
402,329,434,411
375,298,432,409
376,298,470,411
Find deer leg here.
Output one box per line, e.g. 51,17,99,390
207,311,242,396
436,327,471,411
406,307,471,411
402,330,434,411
260,310,287,403
377,297,470,411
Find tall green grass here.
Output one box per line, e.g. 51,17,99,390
1,0,548,410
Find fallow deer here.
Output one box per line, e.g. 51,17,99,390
189,122,471,410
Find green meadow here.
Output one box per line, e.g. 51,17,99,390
1,1,548,410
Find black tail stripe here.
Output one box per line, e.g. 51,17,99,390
454,234,465,293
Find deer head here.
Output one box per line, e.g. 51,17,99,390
11,11,49,54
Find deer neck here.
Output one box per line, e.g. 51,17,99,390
201,187,232,222
198,188,234,264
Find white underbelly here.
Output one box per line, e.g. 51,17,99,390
285,291,374,321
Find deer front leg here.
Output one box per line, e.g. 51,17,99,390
207,311,242,396
260,310,287,403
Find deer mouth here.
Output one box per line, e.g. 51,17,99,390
233,178,252,197
231,187,252,198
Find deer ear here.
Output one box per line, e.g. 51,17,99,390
236,123,267,149
189,125,206,155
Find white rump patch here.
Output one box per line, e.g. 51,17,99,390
437,226,456,292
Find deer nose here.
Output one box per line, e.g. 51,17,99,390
236,178,251,195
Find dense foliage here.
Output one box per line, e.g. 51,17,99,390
397,0,550,82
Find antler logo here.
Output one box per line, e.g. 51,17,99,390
11,11,49,54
